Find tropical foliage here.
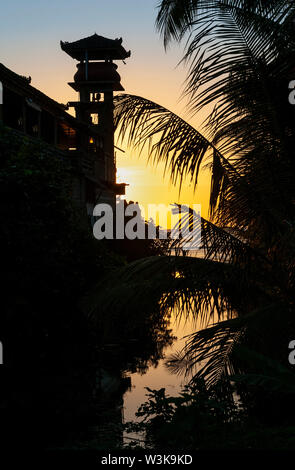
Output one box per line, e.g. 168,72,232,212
0,125,129,450
124,376,295,450
0,125,177,451
109,0,295,426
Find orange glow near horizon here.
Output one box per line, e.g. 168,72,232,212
116,150,211,224
9,64,212,221
0,0,212,222
3,59,212,221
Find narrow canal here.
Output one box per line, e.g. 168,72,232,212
122,314,199,444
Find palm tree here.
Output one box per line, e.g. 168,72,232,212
93,0,295,392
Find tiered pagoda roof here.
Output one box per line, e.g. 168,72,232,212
60,34,131,61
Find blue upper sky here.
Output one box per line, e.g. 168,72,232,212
0,0,210,214
0,0,187,112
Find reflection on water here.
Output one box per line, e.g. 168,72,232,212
123,314,194,426
87,309,177,449
0,305,198,450
90,309,205,448
92,311,199,449
89,311,216,448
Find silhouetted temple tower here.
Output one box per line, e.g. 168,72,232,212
61,34,130,206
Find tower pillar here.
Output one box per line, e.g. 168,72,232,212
60,34,131,208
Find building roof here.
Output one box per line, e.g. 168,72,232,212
0,63,67,113
0,63,100,134
60,34,131,61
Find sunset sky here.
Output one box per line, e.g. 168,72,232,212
1,0,211,218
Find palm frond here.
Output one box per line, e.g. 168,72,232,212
156,0,198,48
157,0,295,154
166,315,245,386
106,1,295,393
170,205,272,273
165,302,286,386
156,1,293,49
114,93,223,189
114,94,238,211
86,252,273,336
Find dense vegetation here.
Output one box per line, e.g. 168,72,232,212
2,0,295,453
0,125,172,451
110,0,295,449
0,125,114,448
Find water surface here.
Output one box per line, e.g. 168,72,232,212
123,314,196,425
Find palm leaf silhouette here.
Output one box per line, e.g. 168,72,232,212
97,1,295,386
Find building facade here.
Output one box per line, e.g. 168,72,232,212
0,34,130,215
